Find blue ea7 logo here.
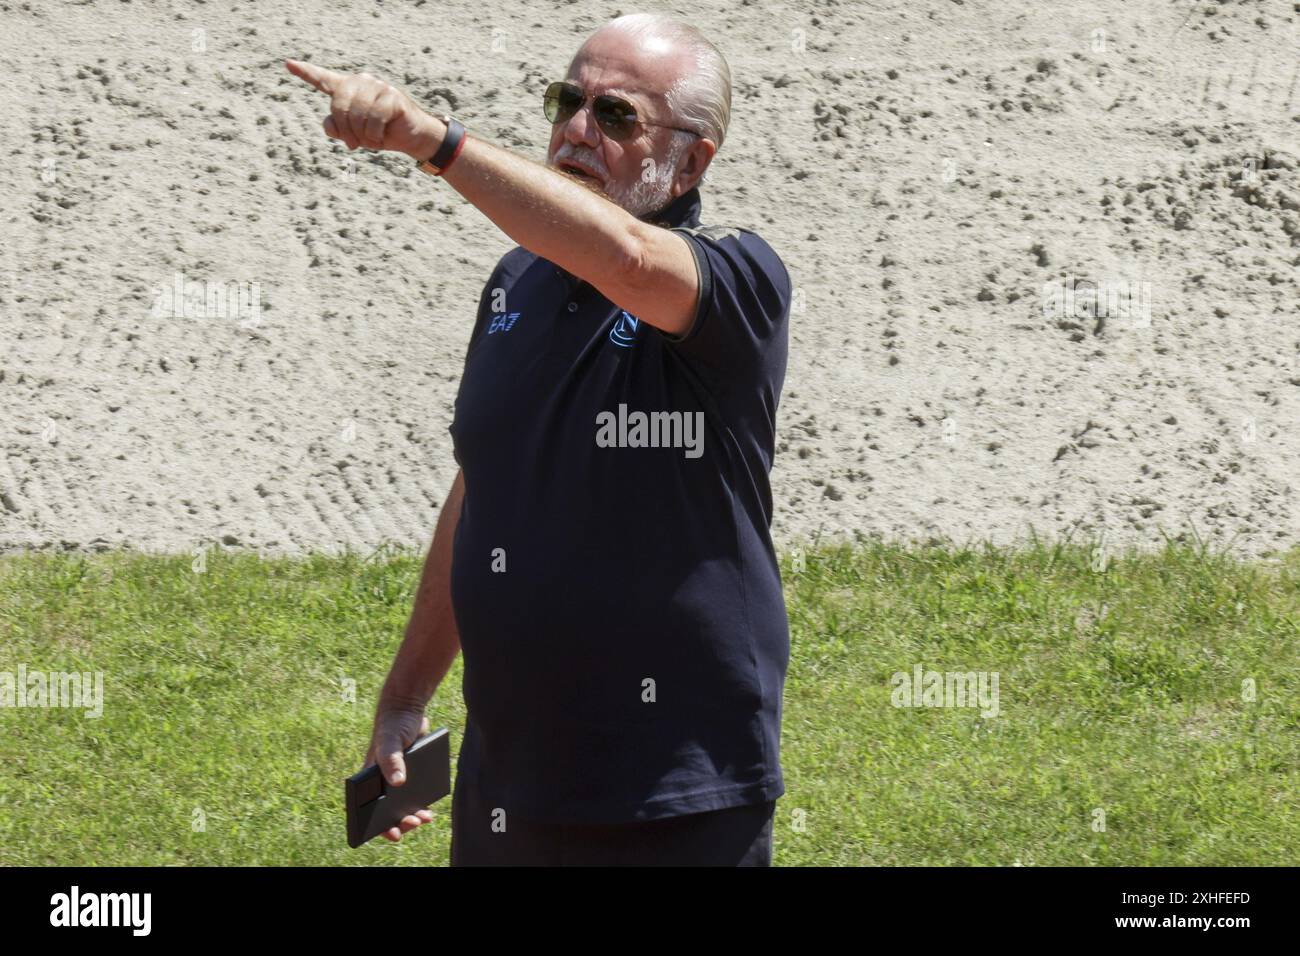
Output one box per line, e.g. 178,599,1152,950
609,310,640,347
487,312,521,334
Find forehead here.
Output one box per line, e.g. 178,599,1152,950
566,30,685,104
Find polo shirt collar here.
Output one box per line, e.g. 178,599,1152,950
642,186,703,229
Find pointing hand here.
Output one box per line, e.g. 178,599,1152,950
285,59,440,160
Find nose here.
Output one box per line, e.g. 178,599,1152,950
563,102,602,148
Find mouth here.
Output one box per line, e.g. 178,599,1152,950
556,160,606,189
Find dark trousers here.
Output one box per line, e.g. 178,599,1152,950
449,772,775,866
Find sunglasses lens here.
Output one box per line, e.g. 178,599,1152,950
543,83,640,140
544,82,583,124
594,95,637,140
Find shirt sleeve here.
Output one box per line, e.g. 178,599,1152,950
661,226,792,380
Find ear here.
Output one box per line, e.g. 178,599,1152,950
673,136,718,196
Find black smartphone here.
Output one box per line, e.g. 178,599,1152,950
345,727,452,848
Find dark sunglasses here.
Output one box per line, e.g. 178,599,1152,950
543,80,699,142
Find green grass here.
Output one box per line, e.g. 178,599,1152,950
1,534,1297,865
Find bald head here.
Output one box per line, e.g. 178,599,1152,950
575,14,732,150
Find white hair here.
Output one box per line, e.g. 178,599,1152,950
585,13,732,150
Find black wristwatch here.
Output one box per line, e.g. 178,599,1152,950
415,115,466,176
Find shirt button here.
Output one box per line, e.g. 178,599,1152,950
567,302,578,312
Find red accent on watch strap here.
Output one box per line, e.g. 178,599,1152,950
438,130,467,175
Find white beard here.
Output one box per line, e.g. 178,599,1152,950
606,137,689,217
553,135,691,218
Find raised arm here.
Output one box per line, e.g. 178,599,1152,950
283,60,699,337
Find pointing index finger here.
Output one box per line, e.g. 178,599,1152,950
285,59,343,94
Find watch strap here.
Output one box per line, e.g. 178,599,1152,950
417,116,466,176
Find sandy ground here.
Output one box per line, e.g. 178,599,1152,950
1,0,1297,561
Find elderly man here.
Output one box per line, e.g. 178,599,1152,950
287,12,791,866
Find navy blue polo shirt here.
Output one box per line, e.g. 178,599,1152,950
447,186,791,825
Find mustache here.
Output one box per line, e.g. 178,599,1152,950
552,143,609,179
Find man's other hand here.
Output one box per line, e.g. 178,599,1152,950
362,705,436,842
